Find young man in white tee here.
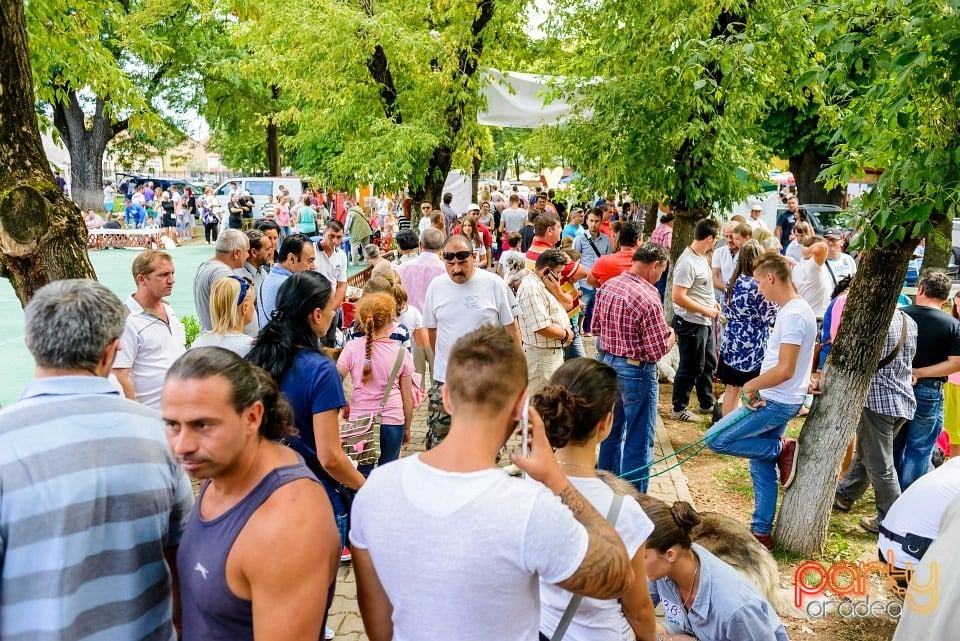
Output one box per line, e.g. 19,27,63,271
350,325,634,641
705,252,817,550
791,236,831,318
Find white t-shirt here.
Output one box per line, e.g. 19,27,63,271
825,253,857,285
711,246,738,294
190,331,254,357
397,305,424,337
500,249,526,272
880,457,960,569
315,246,348,288
423,270,517,382
114,296,186,409
502,207,529,233
785,240,804,263
792,258,832,317
673,247,714,325
760,297,816,405
540,478,653,641
350,454,589,641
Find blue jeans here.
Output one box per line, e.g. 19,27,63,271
580,287,597,333
359,423,405,477
894,381,944,490
705,399,802,534
563,322,586,360
597,355,658,494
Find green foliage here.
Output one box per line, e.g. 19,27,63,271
181,315,200,349
814,0,960,246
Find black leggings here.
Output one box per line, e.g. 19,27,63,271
204,223,219,243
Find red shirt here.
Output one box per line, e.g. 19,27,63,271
593,271,672,362
526,240,581,316
598,220,614,245
590,248,635,287
453,222,493,248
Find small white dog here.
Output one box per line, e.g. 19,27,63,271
657,343,679,383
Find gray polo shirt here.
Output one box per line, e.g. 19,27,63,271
650,544,788,641
673,247,715,326
193,259,235,331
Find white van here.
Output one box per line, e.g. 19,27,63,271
214,177,304,217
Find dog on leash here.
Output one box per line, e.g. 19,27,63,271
657,343,679,383
600,472,801,618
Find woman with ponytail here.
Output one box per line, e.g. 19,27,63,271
337,293,414,474
532,358,658,641
191,276,256,356
247,270,362,563
641,499,788,641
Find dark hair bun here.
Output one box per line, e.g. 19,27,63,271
670,501,702,532
532,385,585,449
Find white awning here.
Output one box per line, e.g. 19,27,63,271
478,68,584,129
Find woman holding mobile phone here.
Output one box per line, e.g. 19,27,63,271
533,358,658,641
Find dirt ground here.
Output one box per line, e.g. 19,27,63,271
659,383,899,641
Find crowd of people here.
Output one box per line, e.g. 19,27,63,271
3,182,959,641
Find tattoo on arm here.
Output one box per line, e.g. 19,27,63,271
556,484,633,600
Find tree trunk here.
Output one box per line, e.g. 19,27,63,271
52,93,118,213
788,142,846,206
267,84,282,176
663,207,706,323
472,153,482,202
920,209,951,274
644,199,660,237
0,0,97,305
774,237,916,555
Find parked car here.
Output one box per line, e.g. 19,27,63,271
776,203,848,236
116,173,202,198
213,177,304,215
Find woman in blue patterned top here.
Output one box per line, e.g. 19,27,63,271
717,242,778,416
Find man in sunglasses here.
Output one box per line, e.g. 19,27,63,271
423,235,520,444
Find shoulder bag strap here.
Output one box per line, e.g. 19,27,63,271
551,493,625,641
824,260,838,288
877,311,908,370
378,346,407,411
585,235,605,260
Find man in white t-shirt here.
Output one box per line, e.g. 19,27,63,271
791,235,832,318
350,325,634,641
823,228,857,287
705,252,816,550
671,218,721,423
499,194,529,235
314,219,348,347
711,221,740,299
747,204,770,233
423,234,520,385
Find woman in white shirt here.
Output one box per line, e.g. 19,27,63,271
534,359,658,641
192,276,256,356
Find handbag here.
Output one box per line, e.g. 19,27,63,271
340,346,406,465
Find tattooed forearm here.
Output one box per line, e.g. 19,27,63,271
555,483,634,600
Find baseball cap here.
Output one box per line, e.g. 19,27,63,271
750,204,763,211
466,203,480,212
824,228,843,239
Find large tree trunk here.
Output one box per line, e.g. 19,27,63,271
267,84,281,176
644,199,659,237
52,94,119,212
472,153,482,202
0,0,97,305
788,142,846,207
920,209,951,274
774,236,916,555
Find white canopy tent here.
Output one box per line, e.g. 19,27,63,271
478,68,582,128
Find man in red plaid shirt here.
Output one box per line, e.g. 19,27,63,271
593,242,675,493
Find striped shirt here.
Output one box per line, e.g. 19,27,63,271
0,376,194,641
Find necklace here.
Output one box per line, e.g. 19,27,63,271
556,460,597,473
682,556,700,610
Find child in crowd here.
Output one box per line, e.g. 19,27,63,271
498,232,525,277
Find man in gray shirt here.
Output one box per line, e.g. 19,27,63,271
670,218,721,422
193,229,249,331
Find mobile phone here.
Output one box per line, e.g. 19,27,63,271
521,395,530,458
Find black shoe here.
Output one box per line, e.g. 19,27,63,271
833,494,853,512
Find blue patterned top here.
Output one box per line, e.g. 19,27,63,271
719,275,778,372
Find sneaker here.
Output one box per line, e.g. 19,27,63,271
777,438,799,488
325,626,335,640
860,516,880,535
670,408,703,423
698,404,715,414
833,494,853,512
340,546,352,564
752,531,774,551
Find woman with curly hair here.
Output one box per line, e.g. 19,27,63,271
533,358,658,641
337,293,414,474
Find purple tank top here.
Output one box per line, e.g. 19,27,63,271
178,463,320,640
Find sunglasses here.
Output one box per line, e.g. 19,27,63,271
228,275,252,306
443,250,473,262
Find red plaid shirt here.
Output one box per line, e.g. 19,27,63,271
593,271,672,362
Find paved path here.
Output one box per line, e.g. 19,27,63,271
328,337,692,639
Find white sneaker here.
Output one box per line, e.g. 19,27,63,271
670,408,703,423
325,626,335,640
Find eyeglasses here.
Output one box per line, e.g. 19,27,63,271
228,275,252,306
443,250,473,263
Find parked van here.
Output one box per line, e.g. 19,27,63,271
214,177,304,217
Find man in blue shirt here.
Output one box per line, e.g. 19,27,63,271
257,233,316,326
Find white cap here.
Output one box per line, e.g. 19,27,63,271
467,203,480,212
